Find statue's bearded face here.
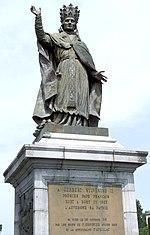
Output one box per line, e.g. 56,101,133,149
62,17,76,32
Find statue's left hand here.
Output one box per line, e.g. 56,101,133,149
94,71,108,83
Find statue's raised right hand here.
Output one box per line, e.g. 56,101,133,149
30,6,41,16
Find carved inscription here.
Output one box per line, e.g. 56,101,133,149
48,185,125,235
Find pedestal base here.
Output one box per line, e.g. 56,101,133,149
4,126,148,235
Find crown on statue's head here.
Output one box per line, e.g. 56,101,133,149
60,3,80,24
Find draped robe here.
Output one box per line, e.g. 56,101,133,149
33,24,102,127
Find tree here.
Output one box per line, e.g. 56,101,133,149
136,199,148,235
139,226,148,235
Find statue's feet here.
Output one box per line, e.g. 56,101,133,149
33,119,47,137
33,129,40,137
37,119,47,129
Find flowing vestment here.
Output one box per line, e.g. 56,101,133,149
33,16,102,127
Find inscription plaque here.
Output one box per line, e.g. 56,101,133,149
48,184,125,235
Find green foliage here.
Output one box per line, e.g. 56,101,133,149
139,226,148,235
136,199,146,229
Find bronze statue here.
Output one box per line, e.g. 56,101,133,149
30,4,107,132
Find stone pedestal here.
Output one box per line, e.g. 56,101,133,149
4,125,148,235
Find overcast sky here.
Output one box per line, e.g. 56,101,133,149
0,0,150,234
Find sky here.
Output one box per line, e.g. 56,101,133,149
0,0,150,234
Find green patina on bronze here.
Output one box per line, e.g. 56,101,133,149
31,4,107,135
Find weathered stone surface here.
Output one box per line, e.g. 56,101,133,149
3,132,148,235
34,123,109,142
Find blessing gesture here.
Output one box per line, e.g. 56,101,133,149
30,6,41,16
